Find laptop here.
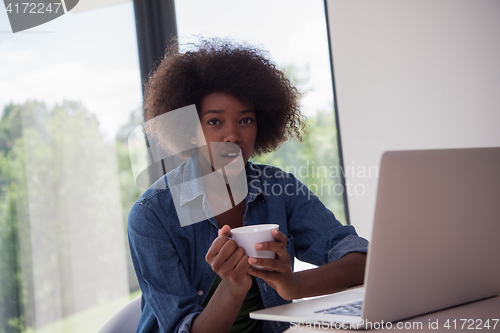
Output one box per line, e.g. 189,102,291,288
250,147,500,328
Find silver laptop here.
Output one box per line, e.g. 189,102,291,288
250,147,500,328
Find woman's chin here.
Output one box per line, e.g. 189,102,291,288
213,156,245,179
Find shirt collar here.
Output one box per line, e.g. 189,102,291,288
245,161,265,202
177,154,206,207
176,156,265,207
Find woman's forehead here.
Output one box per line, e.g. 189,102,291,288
200,92,254,113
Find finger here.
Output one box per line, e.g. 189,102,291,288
205,234,231,263
272,229,288,245
255,241,286,253
218,225,231,237
223,246,247,271
247,266,279,281
209,240,240,272
233,253,251,276
248,257,287,272
255,230,287,249
217,239,240,262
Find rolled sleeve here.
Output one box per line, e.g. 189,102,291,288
327,234,369,262
177,312,200,333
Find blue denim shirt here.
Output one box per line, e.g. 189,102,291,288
128,159,369,333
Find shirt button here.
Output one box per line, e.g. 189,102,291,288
198,290,204,296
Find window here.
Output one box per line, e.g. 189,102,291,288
0,2,143,332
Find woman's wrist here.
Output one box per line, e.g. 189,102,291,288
191,278,249,333
218,278,251,300
291,272,304,300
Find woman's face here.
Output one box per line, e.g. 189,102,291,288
198,92,257,168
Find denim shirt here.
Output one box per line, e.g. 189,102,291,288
128,159,369,333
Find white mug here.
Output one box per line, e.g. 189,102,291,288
230,224,279,268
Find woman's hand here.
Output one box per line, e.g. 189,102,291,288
205,225,252,297
195,226,253,333
246,229,300,300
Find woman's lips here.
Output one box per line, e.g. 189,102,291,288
219,148,243,162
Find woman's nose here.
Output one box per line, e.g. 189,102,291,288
223,122,241,143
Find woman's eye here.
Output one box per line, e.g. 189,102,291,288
207,119,221,125
240,118,254,124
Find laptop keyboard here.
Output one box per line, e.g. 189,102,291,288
314,300,363,316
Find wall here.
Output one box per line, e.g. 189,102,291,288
326,0,500,239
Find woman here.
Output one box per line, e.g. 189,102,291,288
128,39,368,333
